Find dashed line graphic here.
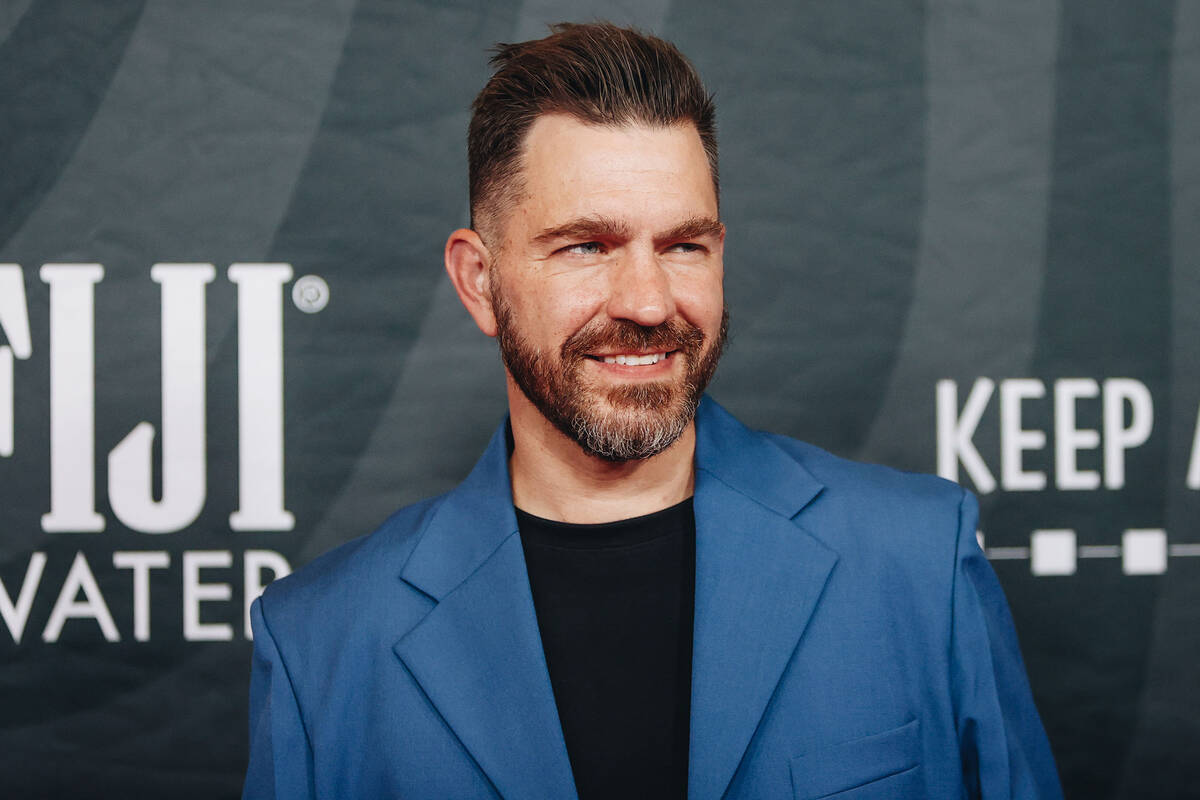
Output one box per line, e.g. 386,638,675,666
1078,545,1120,558
985,546,1030,561
980,528,1192,575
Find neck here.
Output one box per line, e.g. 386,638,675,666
506,384,697,524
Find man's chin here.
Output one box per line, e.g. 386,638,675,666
563,389,698,462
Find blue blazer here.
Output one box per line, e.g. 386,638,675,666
244,398,1061,799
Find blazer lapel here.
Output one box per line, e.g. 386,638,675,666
688,399,838,800
393,424,578,800
389,400,837,800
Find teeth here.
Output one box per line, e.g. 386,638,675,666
601,352,667,365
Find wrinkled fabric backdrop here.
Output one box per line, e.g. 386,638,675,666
1,0,1197,797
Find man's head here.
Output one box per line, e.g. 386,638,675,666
446,23,727,462
468,22,719,242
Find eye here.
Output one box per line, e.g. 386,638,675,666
666,242,705,254
560,241,605,256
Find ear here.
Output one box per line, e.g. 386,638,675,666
444,228,498,337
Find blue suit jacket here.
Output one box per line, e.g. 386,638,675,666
244,398,1061,799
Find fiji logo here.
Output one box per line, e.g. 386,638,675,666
0,262,329,534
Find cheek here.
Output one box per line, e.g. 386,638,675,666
673,272,725,329
514,276,608,341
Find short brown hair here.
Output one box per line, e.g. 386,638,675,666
468,22,717,238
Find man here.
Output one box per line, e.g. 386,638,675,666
244,23,1062,799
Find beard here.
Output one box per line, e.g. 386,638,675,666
491,284,728,462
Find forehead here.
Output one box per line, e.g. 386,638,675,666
509,114,718,235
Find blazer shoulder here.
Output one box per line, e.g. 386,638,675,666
257,494,444,632
763,432,972,559
768,432,964,504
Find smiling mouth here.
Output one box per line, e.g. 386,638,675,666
585,350,676,366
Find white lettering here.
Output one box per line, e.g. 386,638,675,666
183,550,233,641
242,550,292,640
228,265,295,531
1103,379,1153,489
0,265,32,458
43,552,120,642
113,551,170,641
108,265,215,533
40,265,105,532
0,552,46,644
1189,401,1200,490
1054,379,1101,490
937,378,996,493
1000,379,1046,490
0,346,12,458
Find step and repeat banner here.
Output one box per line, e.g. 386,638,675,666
1,0,1197,797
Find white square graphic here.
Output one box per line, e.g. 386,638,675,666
1122,529,1167,575
1031,529,1076,576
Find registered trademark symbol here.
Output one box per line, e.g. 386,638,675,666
292,275,329,313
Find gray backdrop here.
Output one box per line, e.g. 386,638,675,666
1,0,1198,797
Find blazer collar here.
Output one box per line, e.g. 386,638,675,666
399,419,518,602
688,398,837,800
394,397,836,800
395,419,580,799
399,396,827,599
692,395,824,517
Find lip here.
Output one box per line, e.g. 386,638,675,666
583,350,680,378
584,348,679,359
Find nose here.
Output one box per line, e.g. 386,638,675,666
605,247,675,327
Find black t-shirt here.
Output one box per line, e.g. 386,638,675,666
516,498,696,800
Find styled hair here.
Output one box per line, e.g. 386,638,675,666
468,22,718,238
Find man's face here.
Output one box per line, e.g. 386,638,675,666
486,114,726,461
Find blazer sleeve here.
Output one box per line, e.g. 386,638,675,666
243,595,316,800
949,489,1064,800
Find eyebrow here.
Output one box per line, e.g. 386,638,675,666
532,216,633,246
531,215,724,247
655,216,725,245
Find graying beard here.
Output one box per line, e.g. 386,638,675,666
490,281,719,462
568,391,698,461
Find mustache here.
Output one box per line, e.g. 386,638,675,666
562,319,705,361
